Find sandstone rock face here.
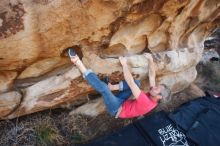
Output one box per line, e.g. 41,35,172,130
69,98,106,117
0,0,219,119
18,57,69,79
0,91,21,118
0,71,17,93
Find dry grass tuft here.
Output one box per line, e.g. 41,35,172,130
35,116,65,146
36,125,64,146
0,109,129,146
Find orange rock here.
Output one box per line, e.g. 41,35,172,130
0,0,219,119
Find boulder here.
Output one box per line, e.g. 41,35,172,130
69,98,105,117
0,91,21,118
0,71,17,93
0,0,219,119
18,57,69,79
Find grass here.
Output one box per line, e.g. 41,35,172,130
0,109,127,146
71,132,83,143
36,125,64,146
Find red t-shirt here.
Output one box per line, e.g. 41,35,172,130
119,91,158,118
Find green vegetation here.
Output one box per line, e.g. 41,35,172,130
36,124,64,146
71,132,83,143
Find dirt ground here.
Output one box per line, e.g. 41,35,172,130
0,60,219,146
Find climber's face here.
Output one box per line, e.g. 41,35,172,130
149,85,164,99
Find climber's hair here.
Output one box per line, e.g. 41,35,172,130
160,84,171,101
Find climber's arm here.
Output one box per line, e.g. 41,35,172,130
119,57,141,99
143,53,156,87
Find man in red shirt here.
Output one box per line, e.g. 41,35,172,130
68,48,171,118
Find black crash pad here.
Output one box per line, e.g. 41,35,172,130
135,111,195,146
80,124,153,146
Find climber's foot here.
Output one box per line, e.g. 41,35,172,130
68,48,80,64
68,48,76,58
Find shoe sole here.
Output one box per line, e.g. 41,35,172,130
68,49,76,58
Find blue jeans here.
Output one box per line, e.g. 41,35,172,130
84,70,141,116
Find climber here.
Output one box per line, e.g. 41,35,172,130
68,48,171,118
